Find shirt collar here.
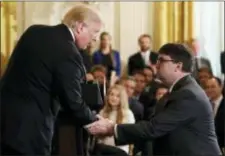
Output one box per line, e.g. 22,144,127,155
141,50,150,55
169,74,190,93
67,26,75,41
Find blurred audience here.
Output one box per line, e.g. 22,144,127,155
118,77,144,122
197,67,213,87
188,38,212,78
204,77,224,150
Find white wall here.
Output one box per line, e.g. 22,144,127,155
194,2,224,77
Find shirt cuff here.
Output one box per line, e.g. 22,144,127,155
114,124,118,138
84,123,91,129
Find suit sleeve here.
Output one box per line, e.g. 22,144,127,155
115,99,196,145
128,57,133,76
55,56,97,126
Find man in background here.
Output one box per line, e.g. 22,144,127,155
1,5,102,155
189,38,212,78
128,34,158,75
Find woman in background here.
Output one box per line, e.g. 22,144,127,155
98,85,135,154
92,32,121,80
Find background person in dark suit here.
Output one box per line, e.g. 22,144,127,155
188,38,212,78
204,77,224,151
128,34,158,76
87,43,222,156
0,5,103,155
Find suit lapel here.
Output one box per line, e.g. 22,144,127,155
137,53,145,66
69,42,87,81
215,98,224,120
159,75,193,109
154,92,170,115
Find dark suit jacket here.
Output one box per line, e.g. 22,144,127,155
221,51,225,74
215,98,224,148
0,24,96,155
80,49,93,73
129,97,144,122
115,75,221,156
128,51,158,75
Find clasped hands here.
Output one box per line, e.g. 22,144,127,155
85,115,115,137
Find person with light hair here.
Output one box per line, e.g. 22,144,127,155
98,85,135,154
1,4,103,155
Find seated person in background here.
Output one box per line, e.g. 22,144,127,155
91,65,108,101
118,77,144,122
197,67,213,87
143,66,162,104
155,84,169,102
204,77,224,151
98,85,135,154
133,70,155,120
143,66,154,92
80,40,96,73
92,32,121,80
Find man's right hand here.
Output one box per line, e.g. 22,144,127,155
86,118,115,137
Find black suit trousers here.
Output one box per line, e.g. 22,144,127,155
1,143,23,155
93,143,128,156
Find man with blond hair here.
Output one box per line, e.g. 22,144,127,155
0,4,103,155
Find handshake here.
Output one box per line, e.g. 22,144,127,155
85,115,116,137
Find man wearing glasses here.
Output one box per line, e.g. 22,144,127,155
1,4,103,155
87,43,222,156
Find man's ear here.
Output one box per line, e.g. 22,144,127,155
73,21,83,34
176,62,183,72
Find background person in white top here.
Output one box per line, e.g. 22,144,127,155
98,85,135,154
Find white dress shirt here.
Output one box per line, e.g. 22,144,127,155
140,50,150,65
168,74,190,93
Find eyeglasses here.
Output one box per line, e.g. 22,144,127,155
157,58,177,64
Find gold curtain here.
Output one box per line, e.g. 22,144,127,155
153,2,193,51
0,2,17,76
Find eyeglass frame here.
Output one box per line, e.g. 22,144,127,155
156,57,180,64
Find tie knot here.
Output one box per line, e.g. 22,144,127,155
211,101,215,110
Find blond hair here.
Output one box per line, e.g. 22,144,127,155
100,85,130,124
62,4,102,27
